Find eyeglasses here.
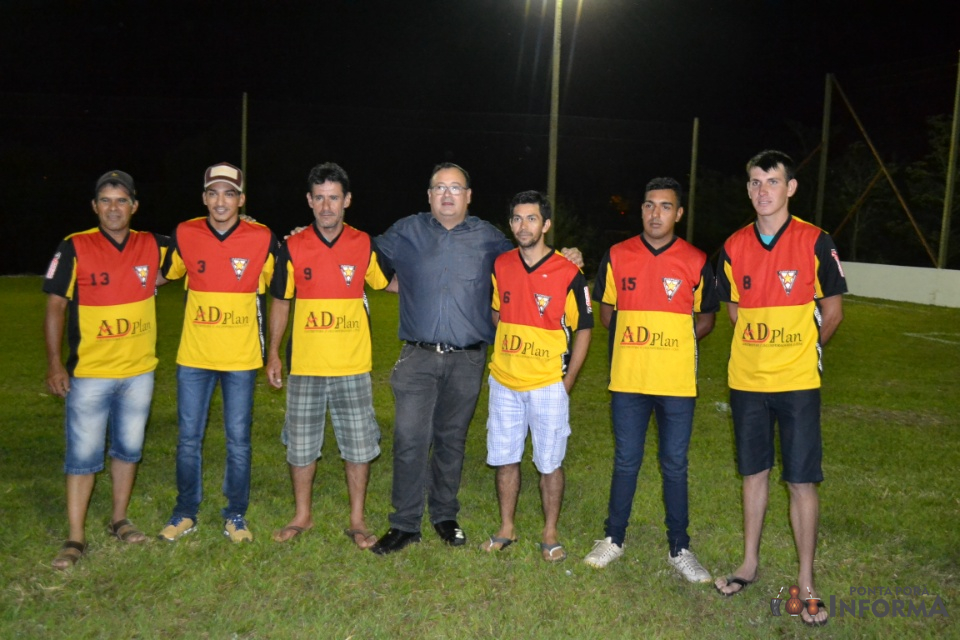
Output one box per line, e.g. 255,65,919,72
430,184,466,196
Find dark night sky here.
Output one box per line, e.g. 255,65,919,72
2,0,958,273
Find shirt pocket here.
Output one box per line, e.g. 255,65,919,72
455,247,486,282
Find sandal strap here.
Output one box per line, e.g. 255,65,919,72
110,519,143,541
61,540,87,553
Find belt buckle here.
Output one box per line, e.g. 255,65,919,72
435,343,444,354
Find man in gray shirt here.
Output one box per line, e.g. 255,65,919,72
370,163,511,554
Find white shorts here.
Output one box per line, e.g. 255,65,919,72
486,376,570,474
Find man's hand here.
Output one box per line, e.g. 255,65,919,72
285,225,308,241
46,363,70,397
266,355,283,389
385,274,399,294
560,247,584,268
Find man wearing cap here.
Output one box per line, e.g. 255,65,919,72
44,170,168,568
158,162,278,543
266,162,393,549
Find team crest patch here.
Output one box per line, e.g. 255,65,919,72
231,258,250,280
662,278,681,302
45,252,61,279
831,249,845,277
340,264,356,286
778,270,798,295
534,293,552,317
134,265,150,287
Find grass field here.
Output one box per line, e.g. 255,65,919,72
1,275,957,639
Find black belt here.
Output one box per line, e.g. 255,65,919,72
406,340,484,354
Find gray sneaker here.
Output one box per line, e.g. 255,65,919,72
583,537,624,568
668,548,712,583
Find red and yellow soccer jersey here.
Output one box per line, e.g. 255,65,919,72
270,224,393,376
593,235,718,397
490,250,593,392
43,228,167,378
163,217,277,371
717,216,847,392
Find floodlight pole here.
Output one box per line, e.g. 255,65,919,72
547,0,562,246
241,92,249,216
815,74,833,228
687,117,699,243
939,52,960,269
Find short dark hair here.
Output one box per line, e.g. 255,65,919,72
307,162,350,194
508,190,552,222
429,162,471,188
643,177,683,205
746,149,796,182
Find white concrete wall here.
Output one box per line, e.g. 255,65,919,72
842,262,960,308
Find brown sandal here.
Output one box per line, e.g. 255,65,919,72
52,540,87,569
109,518,147,543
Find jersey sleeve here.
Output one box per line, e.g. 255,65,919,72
162,227,187,281
592,250,614,305
269,241,295,300
258,231,280,294
367,238,394,289
567,271,594,331
694,258,720,314
154,233,171,270
716,245,736,303
491,271,501,313
814,232,848,298
42,239,78,298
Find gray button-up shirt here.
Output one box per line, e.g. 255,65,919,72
376,212,513,346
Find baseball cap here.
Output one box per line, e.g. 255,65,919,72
204,162,244,192
94,170,137,201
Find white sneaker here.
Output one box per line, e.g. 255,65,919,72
668,548,712,583
583,537,624,568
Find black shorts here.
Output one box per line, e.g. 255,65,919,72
730,388,822,483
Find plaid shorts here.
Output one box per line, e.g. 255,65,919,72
282,373,381,465
486,376,570,474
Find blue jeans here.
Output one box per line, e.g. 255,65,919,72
64,372,154,474
605,392,695,553
173,366,256,520
388,344,486,532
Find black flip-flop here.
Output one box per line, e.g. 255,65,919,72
480,535,517,552
716,575,757,597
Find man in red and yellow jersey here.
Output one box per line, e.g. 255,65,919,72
266,163,393,549
480,191,592,562
44,170,168,568
158,162,278,544
584,177,717,582
714,151,846,627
